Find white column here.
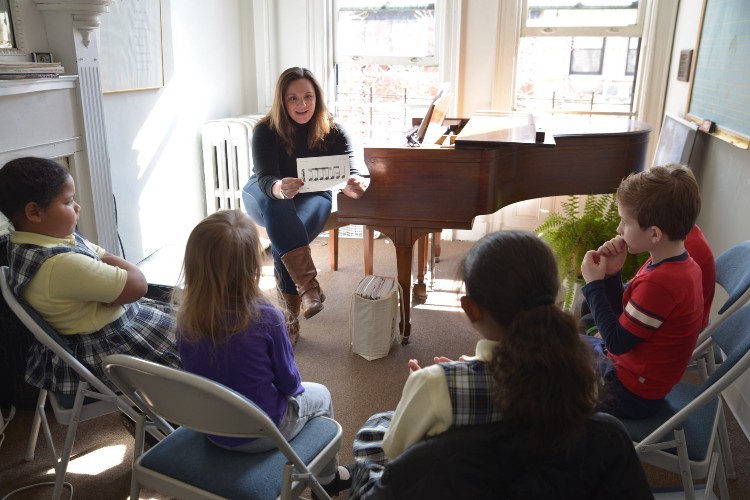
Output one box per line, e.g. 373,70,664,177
32,0,120,254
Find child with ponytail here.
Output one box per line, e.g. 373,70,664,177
350,230,650,499
380,230,599,459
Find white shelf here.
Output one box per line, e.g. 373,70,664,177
0,75,77,97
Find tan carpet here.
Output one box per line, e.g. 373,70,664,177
1,235,748,499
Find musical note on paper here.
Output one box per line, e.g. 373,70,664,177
296,154,350,193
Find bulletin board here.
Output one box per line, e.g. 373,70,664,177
98,0,164,93
686,0,750,149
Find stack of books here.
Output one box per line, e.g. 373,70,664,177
354,275,398,300
0,62,65,80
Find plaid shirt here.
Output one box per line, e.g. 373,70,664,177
5,232,181,394
7,232,99,296
441,359,502,426
351,359,503,498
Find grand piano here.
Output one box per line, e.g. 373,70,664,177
337,113,651,342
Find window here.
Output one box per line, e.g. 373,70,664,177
334,1,442,144
569,37,605,75
515,0,646,115
625,37,639,75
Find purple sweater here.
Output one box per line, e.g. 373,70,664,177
177,304,303,447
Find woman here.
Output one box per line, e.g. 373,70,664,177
242,67,368,344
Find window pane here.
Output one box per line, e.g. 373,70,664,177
625,37,639,75
526,0,640,28
336,1,436,59
335,63,440,144
569,37,604,74
515,36,636,114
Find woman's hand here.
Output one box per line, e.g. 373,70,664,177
275,177,304,199
341,175,369,199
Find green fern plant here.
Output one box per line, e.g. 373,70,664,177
536,194,648,309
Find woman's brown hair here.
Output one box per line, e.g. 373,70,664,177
261,67,334,156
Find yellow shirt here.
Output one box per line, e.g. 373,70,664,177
382,339,498,459
11,231,127,335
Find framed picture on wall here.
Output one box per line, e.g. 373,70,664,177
0,0,26,57
98,0,165,92
32,52,53,63
653,112,699,167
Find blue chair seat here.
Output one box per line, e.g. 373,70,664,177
139,415,339,499
620,382,718,462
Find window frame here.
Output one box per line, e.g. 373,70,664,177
493,0,679,178
520,0,648,38
512,0,650,117
330,0,459,144
333,1,440,67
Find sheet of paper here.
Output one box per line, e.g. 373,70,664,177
296,154,350,193
422,91,454,145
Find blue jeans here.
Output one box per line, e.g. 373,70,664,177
581,335,666,419
225,382,338,477
242,175,332,293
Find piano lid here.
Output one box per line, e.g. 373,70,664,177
454,112,556,149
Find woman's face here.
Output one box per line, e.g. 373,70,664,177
284,78,316,125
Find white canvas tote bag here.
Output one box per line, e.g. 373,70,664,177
350,275,405,361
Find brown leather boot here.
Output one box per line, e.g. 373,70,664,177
281,246,324,319
281,293,301,345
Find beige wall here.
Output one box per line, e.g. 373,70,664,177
666,0,750,438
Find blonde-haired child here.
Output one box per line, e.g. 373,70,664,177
174,210,350,495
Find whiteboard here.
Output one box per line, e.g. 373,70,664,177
687,0,750,147
98,0,164,92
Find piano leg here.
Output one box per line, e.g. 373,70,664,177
434,231,441,263
363,225,374,276
415,231,443,299
414,236,429,301
372,226,433,343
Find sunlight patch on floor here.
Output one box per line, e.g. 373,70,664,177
47,444,127,476
260,264,276,291
413,278,464,311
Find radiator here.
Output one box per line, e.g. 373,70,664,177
201,115,264,214
200,114,368,239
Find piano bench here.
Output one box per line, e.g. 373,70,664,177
257,212,374,274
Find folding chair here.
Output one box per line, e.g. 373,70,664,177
102,353,343,500
0,266,170,500
619,302,750,500
689,240,750,478
694,240,750,368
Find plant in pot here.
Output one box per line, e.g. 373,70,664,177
536,194,648,310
